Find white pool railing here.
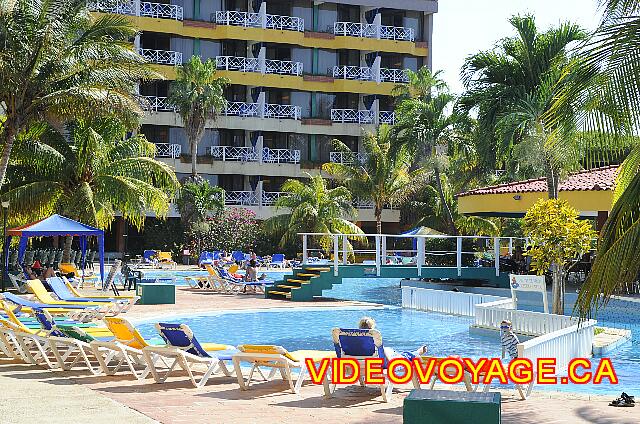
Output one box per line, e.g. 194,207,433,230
401,286,508,317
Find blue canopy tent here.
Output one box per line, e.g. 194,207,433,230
5,214,105,282
401,226,446,250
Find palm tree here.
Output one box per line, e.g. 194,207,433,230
323,125,422,234
175,180,225,225
2,120,179,260
555,1,640,318
168,56,229,179
0,0,156,189
458,15,587,175
393,68,463,234
263,175,364,252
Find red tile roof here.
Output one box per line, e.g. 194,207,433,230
457,165,619,197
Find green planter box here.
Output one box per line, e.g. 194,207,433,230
136,283,175,305
403,390,501,424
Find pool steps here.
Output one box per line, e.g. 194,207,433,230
265,266,333,301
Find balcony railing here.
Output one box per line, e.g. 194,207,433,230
216,56,303,76
89,1,183,20
142,96,175,112
329,151,369,165
379,111,396,124
154,143,181,158
211,146,300,164
332,65,372,81
330,109,396,124
331,109,374,124
332,65,409,83
334,22,414,42
215,11,304,32
262,148,301,164
221,102,301,120
262,191,288,205
380,67,409,83
225,191,258,206
210,146,258,162
138,48,182,65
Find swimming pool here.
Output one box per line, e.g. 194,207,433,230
140,269,292,285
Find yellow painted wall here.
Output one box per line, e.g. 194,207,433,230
153,65,399,95
101,14,428,57
457,190,614,216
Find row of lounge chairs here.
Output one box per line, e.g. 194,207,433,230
198,251,290,269
186,265,275,294
0,302,531,401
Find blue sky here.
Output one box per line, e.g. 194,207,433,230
431,0,603,94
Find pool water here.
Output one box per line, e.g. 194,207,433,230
141,269,292,285
136,275,640,395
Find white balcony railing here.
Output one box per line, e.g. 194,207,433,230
138,48,183,65
332,65,372,81
216,56,302,76
154,143,181,158
379,110,396,124
221,102,301,120
262,148,301,164
334,22,415,42
261,191,288,205
89,1,183,20
142,96,175,112
215,56,260,73
225,191,258,206
210,146,300,164
329,151,369,165
330,109,395,125
210,146,258,162
380,67,410,83
215,11,304,32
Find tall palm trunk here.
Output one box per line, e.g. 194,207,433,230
0,121,18,188
546,164,560,199
191,139,198,177
375,206,382,234
434,166,457,235
551,263,565,314
62,236,73,263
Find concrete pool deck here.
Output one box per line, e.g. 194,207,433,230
2,286,639,423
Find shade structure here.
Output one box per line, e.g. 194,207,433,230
5,214,104,282
401,226,445,236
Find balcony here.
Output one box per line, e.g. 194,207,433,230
225,191,287,206
215,11,304,32
333,22,414,42
138,48,183,65
330,109,396,124
154,143,181,158
331,65,409,83
142,96,175,112
216,56,303,76
210,146,300,164
222,102,301,120
329,151,369,165
89,1,183,20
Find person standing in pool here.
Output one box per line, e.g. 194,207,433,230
358,316,428,360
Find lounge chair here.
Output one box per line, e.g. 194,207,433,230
89,316,160,379
269,253,286,269
198,251,214,267
0,318,59,368
25,279,120,316
143,322,235,387
212,266,274,294
1,292,103,322
7,273,28,293
157,251,177,269
47,277,138,313
63,277,138,300
59,262,100,285
31,308,109,374
232,344,335,394
325,328,420,402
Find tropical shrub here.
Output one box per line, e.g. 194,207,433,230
187,208,259,253
523,199,596,314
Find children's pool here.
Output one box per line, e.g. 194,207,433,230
136,277,640,395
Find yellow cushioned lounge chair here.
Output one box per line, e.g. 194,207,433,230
26,280,119,316
232,344,335,394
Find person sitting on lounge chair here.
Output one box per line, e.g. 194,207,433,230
358,316,428,360
244,260,258,282
23,265,55,286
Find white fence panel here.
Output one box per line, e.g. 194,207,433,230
402,286,509,317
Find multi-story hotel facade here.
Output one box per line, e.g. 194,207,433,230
91,0,437,236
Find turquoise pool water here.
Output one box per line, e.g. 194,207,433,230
141,269,292,285
136,275,639,395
